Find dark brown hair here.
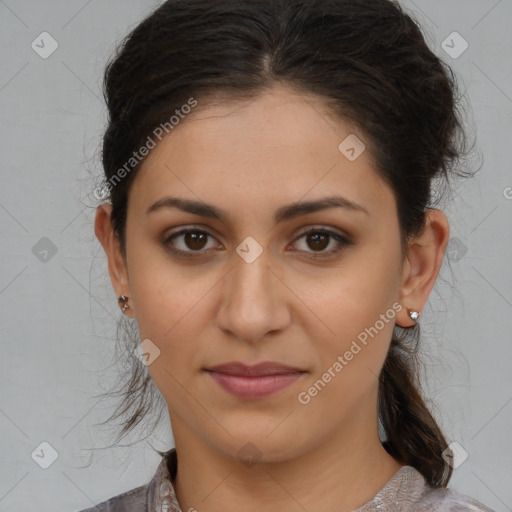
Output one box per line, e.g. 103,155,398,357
96,0,473,488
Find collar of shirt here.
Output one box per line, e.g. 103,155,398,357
147,448,181,512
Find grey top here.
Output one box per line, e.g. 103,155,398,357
77,448,495,511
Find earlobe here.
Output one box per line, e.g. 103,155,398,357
94,204,133,315
396,209,450,327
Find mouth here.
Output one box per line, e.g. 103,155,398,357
204,361,307,376
204,361,307,399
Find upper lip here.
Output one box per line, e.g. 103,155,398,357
205,361,306,377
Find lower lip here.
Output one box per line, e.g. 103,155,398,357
206,371,305,399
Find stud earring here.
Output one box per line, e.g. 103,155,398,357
118,295,130,312
408,309,420,322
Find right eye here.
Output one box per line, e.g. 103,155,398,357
162,228,221,258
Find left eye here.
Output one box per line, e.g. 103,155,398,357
163,227,351,259
293,228,351,258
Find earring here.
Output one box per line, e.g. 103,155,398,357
118,295,130,312
408,309,420,322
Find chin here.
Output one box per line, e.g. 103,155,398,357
204,421,314,464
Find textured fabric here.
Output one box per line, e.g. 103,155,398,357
77,448,495,512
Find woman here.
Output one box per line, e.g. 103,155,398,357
85,0,494,510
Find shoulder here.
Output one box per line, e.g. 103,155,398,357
358,465,496,512
421,486,495,512
74,447,177,512
75,483,148,512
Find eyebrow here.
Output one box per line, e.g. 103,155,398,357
146,195,369,223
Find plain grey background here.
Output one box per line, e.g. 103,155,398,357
0,1,511,511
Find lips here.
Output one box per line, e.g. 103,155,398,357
205,361,306,377
204,361,307,399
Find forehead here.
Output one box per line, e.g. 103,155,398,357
129,85,395,222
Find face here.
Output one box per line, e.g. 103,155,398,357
105,84,412,462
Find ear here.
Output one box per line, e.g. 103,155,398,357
396,209,450,327
94,203,135,317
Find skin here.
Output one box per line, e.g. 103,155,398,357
95,83,450,512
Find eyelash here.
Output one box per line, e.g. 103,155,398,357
162,226,352,260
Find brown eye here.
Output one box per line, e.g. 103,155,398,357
292,228,352,259
163,226,352,260
163,229,219,258
305,232,330,252
183,231,208,250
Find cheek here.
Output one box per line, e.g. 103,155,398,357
296,286,398,426
126,236,203,336
129,264,212,407
124,245,214,383
299,244,401,386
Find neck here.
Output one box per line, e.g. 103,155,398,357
169,409,404,512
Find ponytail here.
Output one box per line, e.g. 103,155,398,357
379,326,453,488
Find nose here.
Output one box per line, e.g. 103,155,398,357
216,251,291,345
